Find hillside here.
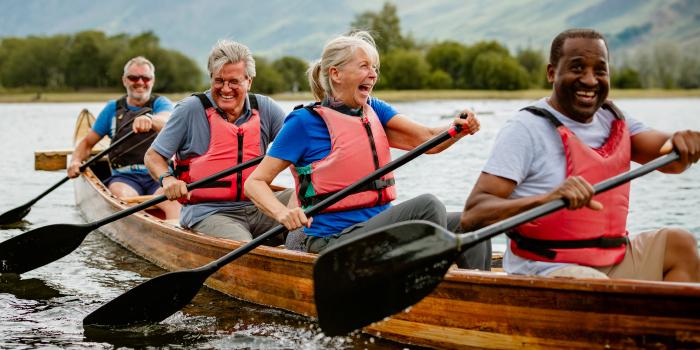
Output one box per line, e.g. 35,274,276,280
1,0,698,67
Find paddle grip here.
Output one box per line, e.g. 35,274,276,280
448,111,470,137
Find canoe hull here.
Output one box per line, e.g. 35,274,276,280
74,171,700,349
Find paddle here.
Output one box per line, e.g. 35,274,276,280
313,152,681,336
0,106,155,225
0,155,265,275
82,124,467,326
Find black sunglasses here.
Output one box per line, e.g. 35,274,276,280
126,75,153,83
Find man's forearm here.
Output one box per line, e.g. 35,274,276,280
460,193,552,232
144,148,170,180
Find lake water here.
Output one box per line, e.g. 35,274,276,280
0,98,698,349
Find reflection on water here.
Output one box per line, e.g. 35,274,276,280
0,99,698,349
0,220,33,231
0,274,63,300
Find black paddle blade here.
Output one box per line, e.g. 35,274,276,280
83,268,208,326
0,204,31,226
0,223,91,274
314,220,459,336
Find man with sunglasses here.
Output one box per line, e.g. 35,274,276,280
144,40,294,246
69,56,181,220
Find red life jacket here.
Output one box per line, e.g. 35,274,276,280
508,101,631,267
292,104,396,213
174,93,261,204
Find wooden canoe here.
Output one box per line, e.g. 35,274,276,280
69,115,700,349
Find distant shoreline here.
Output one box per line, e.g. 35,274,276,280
1,89,699,103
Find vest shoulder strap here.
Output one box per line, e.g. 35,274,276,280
116,94,158,112
116,95,128,112
248,93,258,111
520,106,563,127
601,100,625,120
146,94,159,109
193,93,228,119
301,102,322,117
194,93,213,109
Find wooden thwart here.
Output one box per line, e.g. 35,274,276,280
35,108,108,171
35,148,105,171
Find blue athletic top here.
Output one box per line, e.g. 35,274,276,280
267,97,398,237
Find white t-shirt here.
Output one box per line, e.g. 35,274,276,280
482,98,650,276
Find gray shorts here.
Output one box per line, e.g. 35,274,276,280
192,188,294,246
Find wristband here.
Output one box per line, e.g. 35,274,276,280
158,171,173,186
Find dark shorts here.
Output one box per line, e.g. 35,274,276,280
104,172,160,195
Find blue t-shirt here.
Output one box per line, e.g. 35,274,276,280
267,97,399,237
92,95,174,174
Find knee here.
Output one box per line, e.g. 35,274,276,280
415,193,444,211
414,193,446,221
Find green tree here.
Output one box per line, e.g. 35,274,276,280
65,31,111,89
516,48,547,88
379,49,430,89
273,56,309,92
426,41,468,88
471,52,529,90
350,2,414,54
426,69,453,89
678,57,700,89
460,41,512,88
251,56,284,94
0,35,70,88
612,66,642,89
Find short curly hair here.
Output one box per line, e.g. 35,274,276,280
549,29,608,66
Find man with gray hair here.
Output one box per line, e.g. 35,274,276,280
69,56,180,220
145,40,293,246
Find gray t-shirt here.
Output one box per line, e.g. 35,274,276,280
482,98,650,276
151,90,285,228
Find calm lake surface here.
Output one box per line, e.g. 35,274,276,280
0,98,698,349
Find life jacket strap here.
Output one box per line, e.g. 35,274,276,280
298,178,395,208
506,230,629,260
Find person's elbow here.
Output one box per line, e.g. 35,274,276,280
460,208,480,232
459,192,491,232
244,172,264,199
144,147,165,168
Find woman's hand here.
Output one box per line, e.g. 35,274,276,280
274,207,313,231
454,109,480,136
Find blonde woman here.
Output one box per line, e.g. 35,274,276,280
245,32,490,269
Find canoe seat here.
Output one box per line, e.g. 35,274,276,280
120,195,161,212
121,195,157,205
163,219,182,227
